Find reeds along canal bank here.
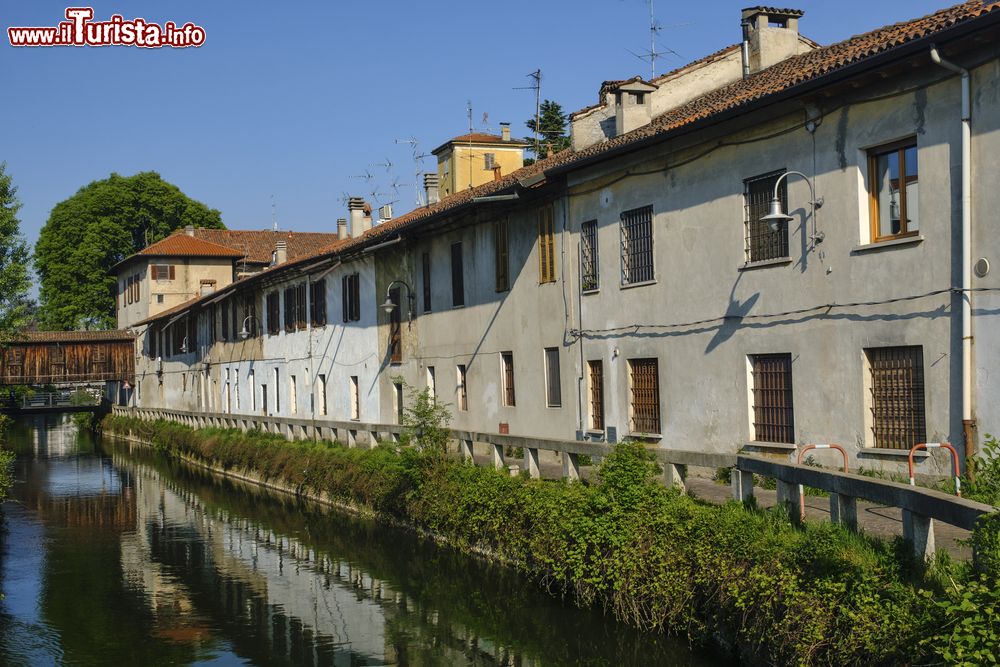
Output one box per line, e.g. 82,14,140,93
100,414,1000,666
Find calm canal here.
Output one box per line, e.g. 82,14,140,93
0,416,721,666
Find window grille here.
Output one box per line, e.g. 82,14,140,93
588,360,604,431
751,354,794,443
580,220,599,291
744,170,788,263
867,346,925,450
501,352,515,407
629,358,660,434
620,206,654,285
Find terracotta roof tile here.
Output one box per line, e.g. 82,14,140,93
138,233,245,259
192,229,341,265
12,330,135,343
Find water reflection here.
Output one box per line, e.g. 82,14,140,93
0,416,721,666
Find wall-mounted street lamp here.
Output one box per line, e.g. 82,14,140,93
760,170,825,243
381,280,415,323
179,336,189,354
238,315,263,340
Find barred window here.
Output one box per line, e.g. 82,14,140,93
456,364,468,411
501,352,515,407
580,220,599,292
544,347,561,407
620,205,654,285
750,354,795,444
629,358,660,434
866,346,925,450
744,170,788,263
588,360,604,431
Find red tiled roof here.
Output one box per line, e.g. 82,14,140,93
432,132,530,154
11,330,135,343
138,233,245,259
192,229,341,265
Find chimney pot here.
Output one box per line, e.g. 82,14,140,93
423,173,440,205
740,7,804,74
500,122,511,142
274,240,288,265
337,218,348,240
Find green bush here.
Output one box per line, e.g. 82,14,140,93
101,414,1000,666
965,435,1000,506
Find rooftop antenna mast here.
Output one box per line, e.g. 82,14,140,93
270,194,277,232
627,1,687,79
395,137,429,207
514,69,541,157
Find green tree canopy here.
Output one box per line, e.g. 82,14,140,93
524,99,571,159
34,172,223,330
0,162,33,339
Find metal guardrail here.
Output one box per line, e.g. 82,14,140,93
7,389,103,410
112,406,997,562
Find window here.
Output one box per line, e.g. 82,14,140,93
388,286,402,363
544,347,561,408
495,219,509,292
309,279,327,326
317,374,327,416
244,295,258,338
295,283,307,330
422,252,432,313
620,205,654,285
744,170,788,262
221,301,230,340
426,366,436,398
750,354,795,444
350,376,360,420
156,294,164,304
588,360,605,431
289,375,297,414
484,153,496,170
267,292,280,335
342,273,360,322
456,364,468,411
394,381,404,424
628,358,660,434
501,352,515,407
249,370,256,412
451,243,464,307
869,139,919,241
283,287,296,332
152,264,175,281
866,346,925,449
231,299,240,339
580,220,599,292
538,206,556,283
261,384,268,415
273,367,280,412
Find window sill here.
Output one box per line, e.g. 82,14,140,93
629,432,662,441
859,447,928,458
852,235,924,254
620,279,656,291
744,441,798,451
739,257,792,271
581,288,600,296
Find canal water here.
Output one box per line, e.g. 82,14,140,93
0,416,721,666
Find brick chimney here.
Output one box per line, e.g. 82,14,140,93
741,7,805,75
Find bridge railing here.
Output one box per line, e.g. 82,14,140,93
15,388,103,410
111,406,997,563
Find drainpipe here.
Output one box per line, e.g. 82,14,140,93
741,20,751,80
930,45,975,468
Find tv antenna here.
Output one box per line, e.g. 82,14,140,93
350,169,376,183
270,194,277,232
627,1,689,79
369,158,394,172
514,69,541,157
395,137,430,207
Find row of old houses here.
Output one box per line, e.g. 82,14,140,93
117,3,1000,474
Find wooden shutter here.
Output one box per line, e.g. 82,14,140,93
629,358,660,434
349,274,360,321
168,265,175,280
221,301,229,340
501,352,515,406
296,283,306,329
495,219,509,292
389,287,401,363
538,207,555,283
342,276,349,322
283,287,296,332
422,253,432,312
451,243,464,307
751,354,795,444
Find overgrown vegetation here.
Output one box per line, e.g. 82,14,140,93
102,414,1000,665
965,434,1000,506
0,415,14,501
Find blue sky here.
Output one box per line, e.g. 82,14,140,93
1,0,952,272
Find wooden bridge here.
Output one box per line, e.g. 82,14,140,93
0,330,134,386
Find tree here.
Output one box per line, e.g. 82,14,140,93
524,99,571,160
0,163,33,339
34,172,224,330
